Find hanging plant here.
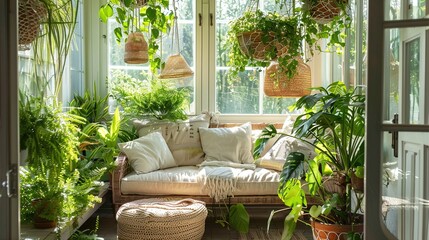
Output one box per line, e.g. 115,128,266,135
99,0,174,72
226,9,306,81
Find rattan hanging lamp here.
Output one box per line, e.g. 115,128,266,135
124,6,149,64
159,0,193,79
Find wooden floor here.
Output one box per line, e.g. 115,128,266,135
78,191,313,240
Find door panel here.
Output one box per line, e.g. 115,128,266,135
0,0,19,239
366,0,429,239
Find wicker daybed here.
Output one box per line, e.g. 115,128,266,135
111,119,316,211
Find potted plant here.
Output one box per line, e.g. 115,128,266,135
226,9,306,80
299,0,351,49
109,72,190,121
255,81,365,239
99,0,174,72
19,96,107,229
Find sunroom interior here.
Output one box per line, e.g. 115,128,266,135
3,0,429,239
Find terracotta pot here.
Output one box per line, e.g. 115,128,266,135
32,199,59,229
311,219,363,240
236,31,288,61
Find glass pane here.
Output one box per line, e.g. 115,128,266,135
216,69,260,114
381,131,429,240
385,0,426,20
107,0,196,115
215,0,301,114
383,27,425,124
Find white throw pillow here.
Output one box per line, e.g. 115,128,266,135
258,135,315,171
133,113,211,166
199,122,254,164
118,132,177,174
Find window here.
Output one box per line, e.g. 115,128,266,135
105,0,359,121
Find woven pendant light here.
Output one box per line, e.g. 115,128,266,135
124,32,148,64
159,0,193,79
264,58,311,97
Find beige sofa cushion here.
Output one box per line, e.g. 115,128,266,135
118,132,177,174
199,122,254,164
133,113,211,166
121,166,280,196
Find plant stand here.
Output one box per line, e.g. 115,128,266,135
20,184,109,240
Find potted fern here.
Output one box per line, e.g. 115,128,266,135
255,81,365,239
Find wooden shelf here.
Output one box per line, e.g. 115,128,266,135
21,184,110,240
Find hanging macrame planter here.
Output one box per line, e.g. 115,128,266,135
307,0,344,24
237,31,288,61
124,32,148,64
159,0,193,79
264,58,311,97
18,0,47,50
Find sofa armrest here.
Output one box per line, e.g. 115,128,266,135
112,152,130,205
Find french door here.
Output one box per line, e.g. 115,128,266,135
366,0,429,239
0,0,20,239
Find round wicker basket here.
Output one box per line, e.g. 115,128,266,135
236,31,288,61
124,32,148,64
18,0,47,47
116,198,207,240
263,58,311,97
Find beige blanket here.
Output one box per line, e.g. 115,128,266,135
198,161,256,202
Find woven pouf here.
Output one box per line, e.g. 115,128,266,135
116,198,208,240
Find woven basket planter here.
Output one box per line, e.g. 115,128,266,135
236,31,288,61
264,58,311,97
124,32,148,64
117,198,207,240
308,0,344,24
18,0,47,47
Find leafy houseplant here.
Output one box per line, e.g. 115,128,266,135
110,71,190,121
19,96,106,228
255,81,365,239
299,0,351,50
99,0,174,72
226,9,305,80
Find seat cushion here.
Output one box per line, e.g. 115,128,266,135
121,166,280,196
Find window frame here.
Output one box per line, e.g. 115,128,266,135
91,0,362,123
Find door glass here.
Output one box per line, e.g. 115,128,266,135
381,131,429,240
404,38,420,124
385,0,426,20
383,27,426,124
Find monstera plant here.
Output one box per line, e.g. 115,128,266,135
256,81,365,239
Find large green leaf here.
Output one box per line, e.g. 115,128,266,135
280,152,305,183
253,124,277,159
229,204,249,233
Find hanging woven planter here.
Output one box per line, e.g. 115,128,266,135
124,32,148,64
307,0,344,24
18,0,47,49
159,54,194,79
264,58,311,97
236,31,288,61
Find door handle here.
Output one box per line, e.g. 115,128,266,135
390,113,399,157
